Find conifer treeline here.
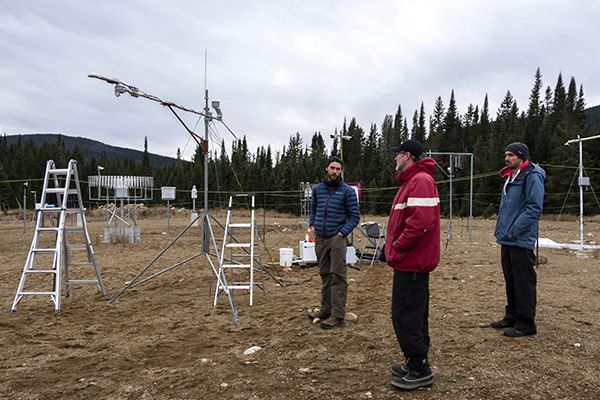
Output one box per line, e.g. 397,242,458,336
1,69,599,216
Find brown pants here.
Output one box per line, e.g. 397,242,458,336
315,234,347,319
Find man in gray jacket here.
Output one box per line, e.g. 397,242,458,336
491,142,545,337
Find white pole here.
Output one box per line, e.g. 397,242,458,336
564,133,600,250
448,155,453,241
340,130,344,180
578,137,584,249
23,183,27,232
469,154,473,240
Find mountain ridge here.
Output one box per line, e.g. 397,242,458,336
3,133,183,167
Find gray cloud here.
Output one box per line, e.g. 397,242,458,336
1,0,599,159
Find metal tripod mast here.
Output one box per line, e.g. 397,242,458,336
89,71,240,323
565,133,600,250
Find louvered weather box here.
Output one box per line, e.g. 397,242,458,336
88,174,154,243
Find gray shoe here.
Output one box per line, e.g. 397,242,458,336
490,319,514,329
390,361,409,377
391,369,433,390
319,315,344,329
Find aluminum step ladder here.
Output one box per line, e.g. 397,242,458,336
214,193,260,306
11,159,106,312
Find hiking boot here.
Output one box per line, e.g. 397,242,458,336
319,315,344,329
503,327,536,337
307,309,330,322
391,368,433,390
390,361,410,377
490,319,514,329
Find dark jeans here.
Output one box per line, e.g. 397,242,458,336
391,270,430,367
315,234,347,319
501,245,537,333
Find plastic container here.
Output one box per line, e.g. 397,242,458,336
279,248,293,267
299,240,317,263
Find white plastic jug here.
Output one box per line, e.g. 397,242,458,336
279,248,293,267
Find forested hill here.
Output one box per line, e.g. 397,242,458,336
585,105,600,134
3,134,178,167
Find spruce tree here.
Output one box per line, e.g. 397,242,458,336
525,68,543,160
428,96,445,150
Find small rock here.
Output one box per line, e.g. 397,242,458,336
468,377,475,381
243,346,262,355
574,343,581,348
365,391,373,398
345,312,358,322
220,383,228,388
299,367,311,374
200,358,209,363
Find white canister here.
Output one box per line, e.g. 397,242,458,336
279,248,293,267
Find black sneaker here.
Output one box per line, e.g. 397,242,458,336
390,361,409,377
503,327,536,337
490,319,514,329
391,369,433,390
319,315,344,329
307,309,330,322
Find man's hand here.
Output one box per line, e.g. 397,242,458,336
337,232,344,237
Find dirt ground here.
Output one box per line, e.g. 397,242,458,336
1,209,599,400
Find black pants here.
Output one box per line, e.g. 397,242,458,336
391,270,430,367
501,245,537,334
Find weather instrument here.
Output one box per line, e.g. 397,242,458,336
88,71,240,323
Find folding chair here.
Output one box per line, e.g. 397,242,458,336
359,222,385,268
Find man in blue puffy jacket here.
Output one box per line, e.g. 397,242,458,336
308,156,360,329
491,142,545,337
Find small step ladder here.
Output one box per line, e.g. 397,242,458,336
11,160,106,312
214,193,261,306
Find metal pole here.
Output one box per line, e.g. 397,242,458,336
23,183,27,232
578,137,584,249
167,199,171,232
202,89,210,253
339,130,344,180
469,154,473,240
448,156,453,241
563,133,600,250
31,190,37,221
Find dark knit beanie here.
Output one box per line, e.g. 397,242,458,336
505,142,529,160
325,156,343,168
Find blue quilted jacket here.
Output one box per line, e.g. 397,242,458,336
494,162,546,250
309,180,360,238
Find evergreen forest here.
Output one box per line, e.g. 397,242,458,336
2,69,600,218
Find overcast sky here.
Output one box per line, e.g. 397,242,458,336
1,1,599,159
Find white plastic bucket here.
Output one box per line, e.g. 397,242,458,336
279,248,293,267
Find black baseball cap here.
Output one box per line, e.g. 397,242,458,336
390,139,426,158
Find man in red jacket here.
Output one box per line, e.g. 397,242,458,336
385,139,440,391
